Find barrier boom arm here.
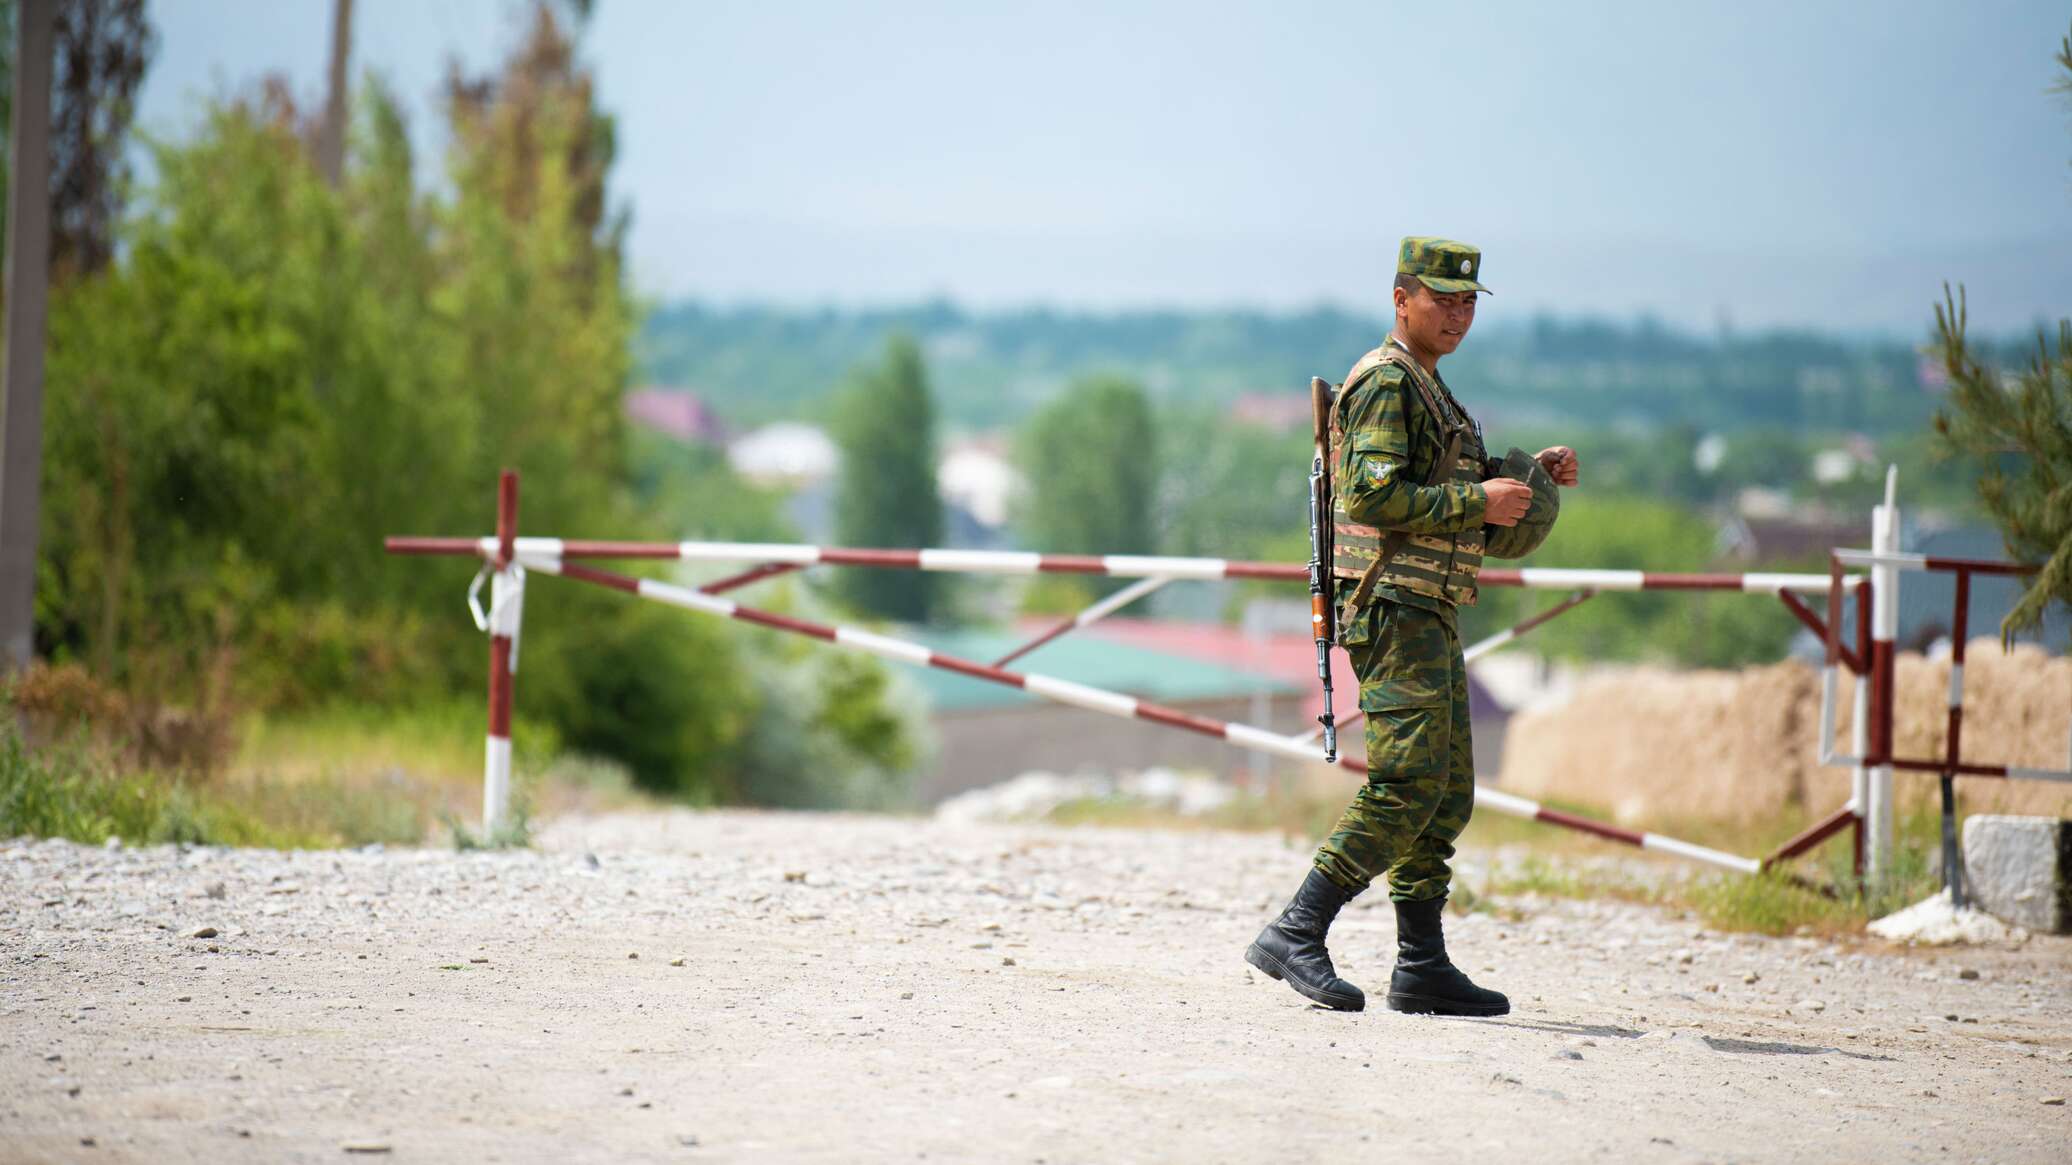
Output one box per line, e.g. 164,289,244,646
383,535,1837,594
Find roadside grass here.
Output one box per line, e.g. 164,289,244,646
1677,812,1943,936
1478,852,1629,902
442,796,536,852
235,700,650,822
2,698,653,851
1045,789,1343,838
0,729,324,848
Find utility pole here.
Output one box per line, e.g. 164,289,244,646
0,0,55,673
316,0,354,188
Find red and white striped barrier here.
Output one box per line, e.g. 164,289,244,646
385,535,1837,595
515,551,1763,875
1811,530,2070,902
389,465,2063,902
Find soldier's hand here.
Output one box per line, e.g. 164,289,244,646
1482,478,1533,526
1536,446,1580,486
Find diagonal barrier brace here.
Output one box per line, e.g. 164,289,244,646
1762,802,1860,870
516,552,1763,876
994,575,1172,667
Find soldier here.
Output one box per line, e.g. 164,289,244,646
1246,237,1578,1015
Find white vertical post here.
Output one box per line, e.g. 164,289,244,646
1867,467,1899,884
483,471,521,835
483,563,524,831
483,735,512,829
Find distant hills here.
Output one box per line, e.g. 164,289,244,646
636,300,1984,435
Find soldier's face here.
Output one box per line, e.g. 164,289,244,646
1395,284,1477,356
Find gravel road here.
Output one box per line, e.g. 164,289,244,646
5,809,2070,1163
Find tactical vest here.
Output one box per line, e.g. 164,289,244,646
1329,341,1489,607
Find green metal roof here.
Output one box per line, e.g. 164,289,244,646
900,627,1299,712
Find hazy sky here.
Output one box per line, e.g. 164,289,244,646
142,1,2072,333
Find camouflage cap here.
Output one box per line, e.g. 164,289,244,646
1398,237,1490,295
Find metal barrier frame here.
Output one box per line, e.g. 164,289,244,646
1813,547,2066,905
386,469,2064,894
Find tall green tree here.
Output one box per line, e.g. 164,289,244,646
441,1,631,526
31,0,917,804
1156,407,1307,560
1932,291,2071,641
831,334,943,622
0,0,156,275
49,0,153,280
1929,26,2072,642
1014,374,1157,591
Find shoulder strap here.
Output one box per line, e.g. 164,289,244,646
1379,340,1467,443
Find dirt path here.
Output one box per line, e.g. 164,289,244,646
5,810,2070,1163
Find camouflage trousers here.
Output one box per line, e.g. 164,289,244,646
1312,596,1474,902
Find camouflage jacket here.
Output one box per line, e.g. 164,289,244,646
1329,340,1491,609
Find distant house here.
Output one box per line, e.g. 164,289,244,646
900,616,1513,804
1716,514,1864,565
625,387,727,446
727,427,1017,548
1732,487,1797,521
1809,434,1876,485
1089,617,1511,779
728,422,838,486
938,437,1019,530
901,623,1305,803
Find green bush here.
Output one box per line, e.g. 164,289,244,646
725,630,925,810
240,599,451,712
524,587,756,798
0,729,318,848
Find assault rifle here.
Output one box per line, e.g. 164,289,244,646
1307,376,1338,761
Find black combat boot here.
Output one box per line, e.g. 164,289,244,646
1244,868,1365,1012
1386,895,1509,1016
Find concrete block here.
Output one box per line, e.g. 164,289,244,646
1962,815,2072,934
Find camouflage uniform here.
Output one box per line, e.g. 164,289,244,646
1313,238,1494,903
